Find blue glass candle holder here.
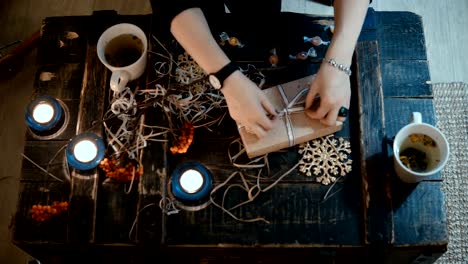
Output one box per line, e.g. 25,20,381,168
66,132,106,171
171,161,213,202
25,95,63,132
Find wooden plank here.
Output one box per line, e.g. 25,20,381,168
162,121,361,245
385,247,446,264
2,1,94,262
391,182,448,246
92,0,152,15
33,64,84,99
377,12,427,60
98,16,151,243
160,247,374,264
354,40,394,245
95,181,139,243
373,0,468,84
68,12,109,242
381,60,431,97
159,117,361,245
136,139,165,243
135,196,164,243
38,16,89,64
359,8,378,42
66,12,154,241
12,181,70,243
164,182,362,246
383,98,440,181
93,14,152,243
363,8,377,30
383,98,436,139
21,141,69,182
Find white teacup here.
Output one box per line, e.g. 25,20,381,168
393,112,450,183
97,23,148,93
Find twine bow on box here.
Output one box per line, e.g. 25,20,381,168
237,75,342,158
276,85,309,147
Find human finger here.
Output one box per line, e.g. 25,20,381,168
305,87,319,109
321,107,340,126
249,123,267,138
306,102,330,120
256,111,274,132
260,95,277,120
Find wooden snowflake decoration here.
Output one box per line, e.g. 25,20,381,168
298,135,353,185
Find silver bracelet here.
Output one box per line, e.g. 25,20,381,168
325,58,352,76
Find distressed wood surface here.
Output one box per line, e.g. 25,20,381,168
377,9,447,254
354,40,393,245
145,11,362,246
160,116,360,245
165,182,362,245
391,181,447,245
376,12,427,61
11,9,448,264
376,11,431,99
381,60,431,98
67,12,110,242
21,141,69,182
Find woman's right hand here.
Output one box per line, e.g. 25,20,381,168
221,70,277,138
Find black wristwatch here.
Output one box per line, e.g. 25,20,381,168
208,61,239,90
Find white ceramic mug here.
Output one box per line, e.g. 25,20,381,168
393,112,450,183
97,23,148,93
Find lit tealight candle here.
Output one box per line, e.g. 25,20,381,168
73,139,98,163
171,161,213,202
32,103,55,124
26,95,63,132
179,169,204,194
66,132,105,171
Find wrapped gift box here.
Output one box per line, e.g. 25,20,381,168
238,75,343,158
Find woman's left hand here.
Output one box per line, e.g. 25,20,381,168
304,63,351,126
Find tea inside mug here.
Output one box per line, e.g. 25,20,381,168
399,133,441,172
104,34,143,67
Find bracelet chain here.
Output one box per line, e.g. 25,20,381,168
325,58,352,76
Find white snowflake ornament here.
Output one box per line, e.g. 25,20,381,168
298,135,353,185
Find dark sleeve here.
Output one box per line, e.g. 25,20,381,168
150,0,203,32
311,0,372,6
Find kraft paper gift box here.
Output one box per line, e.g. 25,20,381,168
238,75,343,158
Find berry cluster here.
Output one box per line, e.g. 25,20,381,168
170,122,194,154
30,201,69,222
99,157,143,182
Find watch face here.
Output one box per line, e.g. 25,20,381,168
209,75,222,89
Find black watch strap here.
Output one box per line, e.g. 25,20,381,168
211,61,239,89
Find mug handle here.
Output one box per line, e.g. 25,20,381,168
110,70,130,93
411,112,422,124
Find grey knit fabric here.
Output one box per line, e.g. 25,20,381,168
433,82,468,264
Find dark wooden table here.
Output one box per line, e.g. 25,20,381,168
12,8,447,264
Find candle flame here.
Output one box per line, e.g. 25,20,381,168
180,169,204,194
33,103,55,124
73,140,98,163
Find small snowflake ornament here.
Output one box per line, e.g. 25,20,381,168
298,135,352,185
